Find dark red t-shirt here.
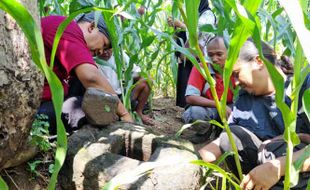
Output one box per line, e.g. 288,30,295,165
41,16,96,101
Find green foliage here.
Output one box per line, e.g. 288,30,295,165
31,114,52,152
191,160,241,190
0,176,8,190
175,120,221,138
303,89,310,122
40,0,70,16
28,159,55,178
184,0,199,48
292,145,310,185
1,0,309,189
28,160,44,177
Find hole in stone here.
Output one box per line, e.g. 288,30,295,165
9,115,14,122
0,133,6,140
112,133,157,162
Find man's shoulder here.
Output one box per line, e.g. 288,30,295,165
41,15,66,24
41,15,80,33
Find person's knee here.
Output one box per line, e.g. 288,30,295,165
218,132,231,152
182,106,210,123
199,138,222,162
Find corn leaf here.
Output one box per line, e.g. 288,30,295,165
175,120,210,137
191,160,241,189
279,0,310,63
302,89,310,123
291,145,310,187
204,152,235,180
150,28,207,79
69,0,95,13
0,176,8,190
184,0,199,47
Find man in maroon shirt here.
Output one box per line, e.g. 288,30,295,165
38,12,133,134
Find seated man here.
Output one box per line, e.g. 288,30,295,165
98,50,154,125
199,39,310,189
182,37,235,142
37,12,133,134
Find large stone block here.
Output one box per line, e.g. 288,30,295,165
59,123,202,190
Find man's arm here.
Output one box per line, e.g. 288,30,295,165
186,95,232,115
75,63,133,122
240,147,310,190
186,95,216,107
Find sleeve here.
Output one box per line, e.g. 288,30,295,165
56,29,95,75
198,10,216,27
185,84,201,96
187,67,206,92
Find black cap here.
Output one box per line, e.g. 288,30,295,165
75,12,111,41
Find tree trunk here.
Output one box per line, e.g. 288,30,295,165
0,0,43,170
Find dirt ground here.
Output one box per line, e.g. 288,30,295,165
148,97,185,136
147,97,209,150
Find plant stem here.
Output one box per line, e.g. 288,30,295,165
284,133,293,189
194,44,243,180
224,121,243,180
178,7,188,27
283,40,302,188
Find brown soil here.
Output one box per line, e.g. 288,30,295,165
148,97,185,136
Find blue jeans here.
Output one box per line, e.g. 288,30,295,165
182,106,220,135
182,106,219,124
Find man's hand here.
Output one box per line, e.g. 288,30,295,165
120,112,134,123
167,16,175,27
167,16,186,29
240,160,281,190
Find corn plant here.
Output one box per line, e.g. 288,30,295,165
1,0,309,189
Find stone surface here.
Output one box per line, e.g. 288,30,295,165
82,88,119,126
59,123,202,190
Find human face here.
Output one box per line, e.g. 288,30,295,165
98,48,112,61
232,57,271,96
207,39,227,68
85,23,111,56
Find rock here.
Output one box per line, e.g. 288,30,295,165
130,147,201,190
82,88,119,126
59,123,202,190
